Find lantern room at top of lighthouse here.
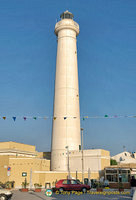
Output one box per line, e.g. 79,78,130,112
60,10,74,19
55,10,79,36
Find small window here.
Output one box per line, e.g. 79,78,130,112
79,145,81,151
65,14,70,18
121,170,128,174
71,180,77,184
120,157,123,161
106,170,117,174
63,180,67,184
106,175,118,182
62,180,70,184
60,11,73,20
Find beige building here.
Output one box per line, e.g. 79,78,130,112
0,142,50,188
0,141,110,188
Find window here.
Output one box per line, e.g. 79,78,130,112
79,145,81,151
71,180,77,184
105,168,130,183
121,170,128,174
106,175,118,182
120,157,123,161
122,174,128,182
106,170,117,174
60,12,73,20
62,180,70,185
63,180,67,184
65,14,70,19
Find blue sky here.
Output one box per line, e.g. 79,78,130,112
0,0,136,155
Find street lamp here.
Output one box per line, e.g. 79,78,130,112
65,146,70,179
81,128,84,184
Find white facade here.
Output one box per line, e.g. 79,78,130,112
69,149,110,172
51,11,81,171
112,151,136,164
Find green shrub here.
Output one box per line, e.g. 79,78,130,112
22,178,29,189
34,183,42,188
110,159,117,165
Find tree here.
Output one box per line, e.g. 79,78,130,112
22,178,29,189
110,159,117,165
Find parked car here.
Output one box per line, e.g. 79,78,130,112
0,186,13,200
55,179,91,193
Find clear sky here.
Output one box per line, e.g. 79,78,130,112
0,0,136,155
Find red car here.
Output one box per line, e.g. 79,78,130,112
55,179,90,193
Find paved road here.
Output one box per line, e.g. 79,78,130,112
11,190,132,200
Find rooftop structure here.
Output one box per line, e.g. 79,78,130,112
112,151,136,164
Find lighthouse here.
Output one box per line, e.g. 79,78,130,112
51,11,81,171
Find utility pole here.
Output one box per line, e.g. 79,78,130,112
30,168,32,190
88,168,91,187
65,146,70,179
81,128,84,183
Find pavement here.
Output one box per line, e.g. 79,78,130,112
10,190,132,200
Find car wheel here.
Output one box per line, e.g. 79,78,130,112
59,187,64,193
82,187,87,193
0,195,7,200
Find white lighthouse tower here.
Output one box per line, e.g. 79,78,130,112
51,11,81,171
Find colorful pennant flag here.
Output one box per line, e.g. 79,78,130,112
83,116,88,120
0,114,136,121
12,117,16,121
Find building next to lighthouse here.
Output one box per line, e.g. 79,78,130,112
0,141,110,188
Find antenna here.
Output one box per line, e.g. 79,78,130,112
123,145,126,152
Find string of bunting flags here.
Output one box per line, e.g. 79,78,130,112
0,115,136,121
